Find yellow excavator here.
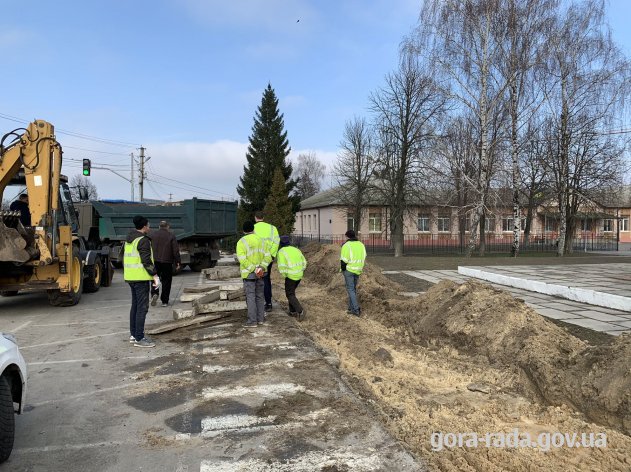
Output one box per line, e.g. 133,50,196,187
0,120,112,306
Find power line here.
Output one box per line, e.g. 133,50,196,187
145,177,235,201
63,145,131,156
146,170,236,199
0,112,140,148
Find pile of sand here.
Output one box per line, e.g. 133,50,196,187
271,243,631,471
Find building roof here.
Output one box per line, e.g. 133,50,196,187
299,188,344,210
591,185,631,208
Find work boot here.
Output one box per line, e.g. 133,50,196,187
264,304,273,312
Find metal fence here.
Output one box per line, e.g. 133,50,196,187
291,233,618,255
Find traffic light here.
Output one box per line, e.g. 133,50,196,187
82,159,91,176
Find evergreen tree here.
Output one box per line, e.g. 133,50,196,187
263,167,294,236
237,84,299,224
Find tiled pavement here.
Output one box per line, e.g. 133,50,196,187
383,268,631,336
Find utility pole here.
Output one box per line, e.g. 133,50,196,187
130,152,135,201
138,146,150,202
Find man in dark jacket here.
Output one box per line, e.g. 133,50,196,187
9,194,31,226
150,220,181,307
124,215,158,348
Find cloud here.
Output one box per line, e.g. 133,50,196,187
62,139,341,202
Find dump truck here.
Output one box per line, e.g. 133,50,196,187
75,198,237,272
0,120,113,306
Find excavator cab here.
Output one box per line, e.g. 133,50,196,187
0,120,111,306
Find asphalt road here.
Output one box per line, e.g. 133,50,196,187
0,270,423,472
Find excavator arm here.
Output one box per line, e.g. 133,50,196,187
0,120,81,303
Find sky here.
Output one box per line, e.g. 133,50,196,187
1,0,630,203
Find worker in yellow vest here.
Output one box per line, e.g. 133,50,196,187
237,221,271,327
124,215,159,347
340,229,366,317
254,211,280,312
276,235,307,321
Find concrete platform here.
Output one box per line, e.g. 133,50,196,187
458,263,631,312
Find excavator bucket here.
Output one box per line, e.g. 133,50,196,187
0,214,30,263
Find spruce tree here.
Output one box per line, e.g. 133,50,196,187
263,167,294,236
237,84,299,224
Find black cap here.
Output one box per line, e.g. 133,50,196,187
345,229,356,239
279,235,290,247
133,215,148,230
243,221,254,232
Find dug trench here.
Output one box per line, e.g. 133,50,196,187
269,243,631,471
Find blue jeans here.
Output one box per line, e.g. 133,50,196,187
129,281,150,340
343,270,360,315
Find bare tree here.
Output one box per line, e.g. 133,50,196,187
333,117,375,234
540,0,630,255
369,51,445,256
293,152,326,200
498,0,557,256
69,175,98,201
416,0,510,256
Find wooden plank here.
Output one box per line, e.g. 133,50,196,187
181,288,222,303
203,266,240,280
182,285,219,294
147,312,236,335
220,288,245,300
194,300,247,316
172,309,195,320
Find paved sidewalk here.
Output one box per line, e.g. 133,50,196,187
384,268,631,336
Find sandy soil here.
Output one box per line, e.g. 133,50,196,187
272,243,631,472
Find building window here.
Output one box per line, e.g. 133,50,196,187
308,215,311,231
621,217,630,232
369,212,382,232
603,219,613,232
437,215,450,232
417,214,430,232
502,217,525,232
347,214,355,231
545,218,557,232
485,216,496,233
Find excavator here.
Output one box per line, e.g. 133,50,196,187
0,120,113,306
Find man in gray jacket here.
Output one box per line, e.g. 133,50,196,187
150,220,181,307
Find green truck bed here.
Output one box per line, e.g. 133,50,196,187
87,198,237,242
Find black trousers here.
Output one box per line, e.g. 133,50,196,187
151,261,173,304
284,278,303,314
263,261,273,306
129,281,150,340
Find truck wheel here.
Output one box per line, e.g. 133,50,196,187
83,255,102,293
101,260,114,287
189,256,211,272
0,291,18,297
47,247,83,306
0,376,15,464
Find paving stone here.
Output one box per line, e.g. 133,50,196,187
535,308,581,320
563,319,622,331
571,311,628,322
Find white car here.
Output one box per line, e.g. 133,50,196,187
0,333,27,464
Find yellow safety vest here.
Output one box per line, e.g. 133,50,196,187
340,240,366,275
254,221,280,258
277,246,307,281
124,236,154,281
236,233,270,279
